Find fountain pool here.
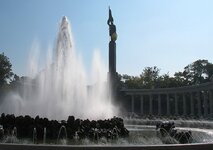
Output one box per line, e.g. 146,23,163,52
1,124,213,145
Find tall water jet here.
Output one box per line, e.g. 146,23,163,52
0,16,116,120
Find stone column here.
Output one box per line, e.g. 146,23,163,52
131,95,134,113
158,95,161,116
167,94,170,116
210,90,213,117
183,93,186,116
197,91,202,117
140,95,144,115
203,91,208,117
190,92,194,116
149,94,153,115
175,93,178,115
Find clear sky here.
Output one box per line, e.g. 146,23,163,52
0,0,213,77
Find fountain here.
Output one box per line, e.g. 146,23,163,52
74,132,79,141
12,127,17,138
0,16,116,120
43,127,46,144
0,8,213,150
57,125,67,144
33,128,37,144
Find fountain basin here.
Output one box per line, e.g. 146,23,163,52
1,143,213,150
126,125,213,144
1,124,213,149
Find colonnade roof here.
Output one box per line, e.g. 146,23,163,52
121,82,213,95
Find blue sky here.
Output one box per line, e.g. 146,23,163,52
0,0,213,76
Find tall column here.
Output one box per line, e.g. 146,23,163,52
190,92,194,116
131,95,134,113
197,91,202,117
183,93,186,116
167,94,170,115
175,93,178,115
107,8,118,98
210,90,213,117
158,95,161,115
108,8,117,75
149,94,153,115
203,91,208,117
140,95,144,115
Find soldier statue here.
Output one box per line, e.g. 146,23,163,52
107,7,117,42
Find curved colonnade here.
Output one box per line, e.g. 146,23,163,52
122,82,213,117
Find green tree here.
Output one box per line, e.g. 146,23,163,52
0,53,13,86
121,74,143,89
140,66,160,88
173,71,189,86
156,73,174,88
205,63,213,81
119,59,213,90
183,59,213,84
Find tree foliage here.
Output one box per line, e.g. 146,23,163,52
183,59,213,84
120,59,213,89
0,53,13,86
141,66,160,88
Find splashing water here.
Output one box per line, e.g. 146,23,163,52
0,16,116,120
33,127,37,144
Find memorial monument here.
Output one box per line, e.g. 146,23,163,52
107,7,118,98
